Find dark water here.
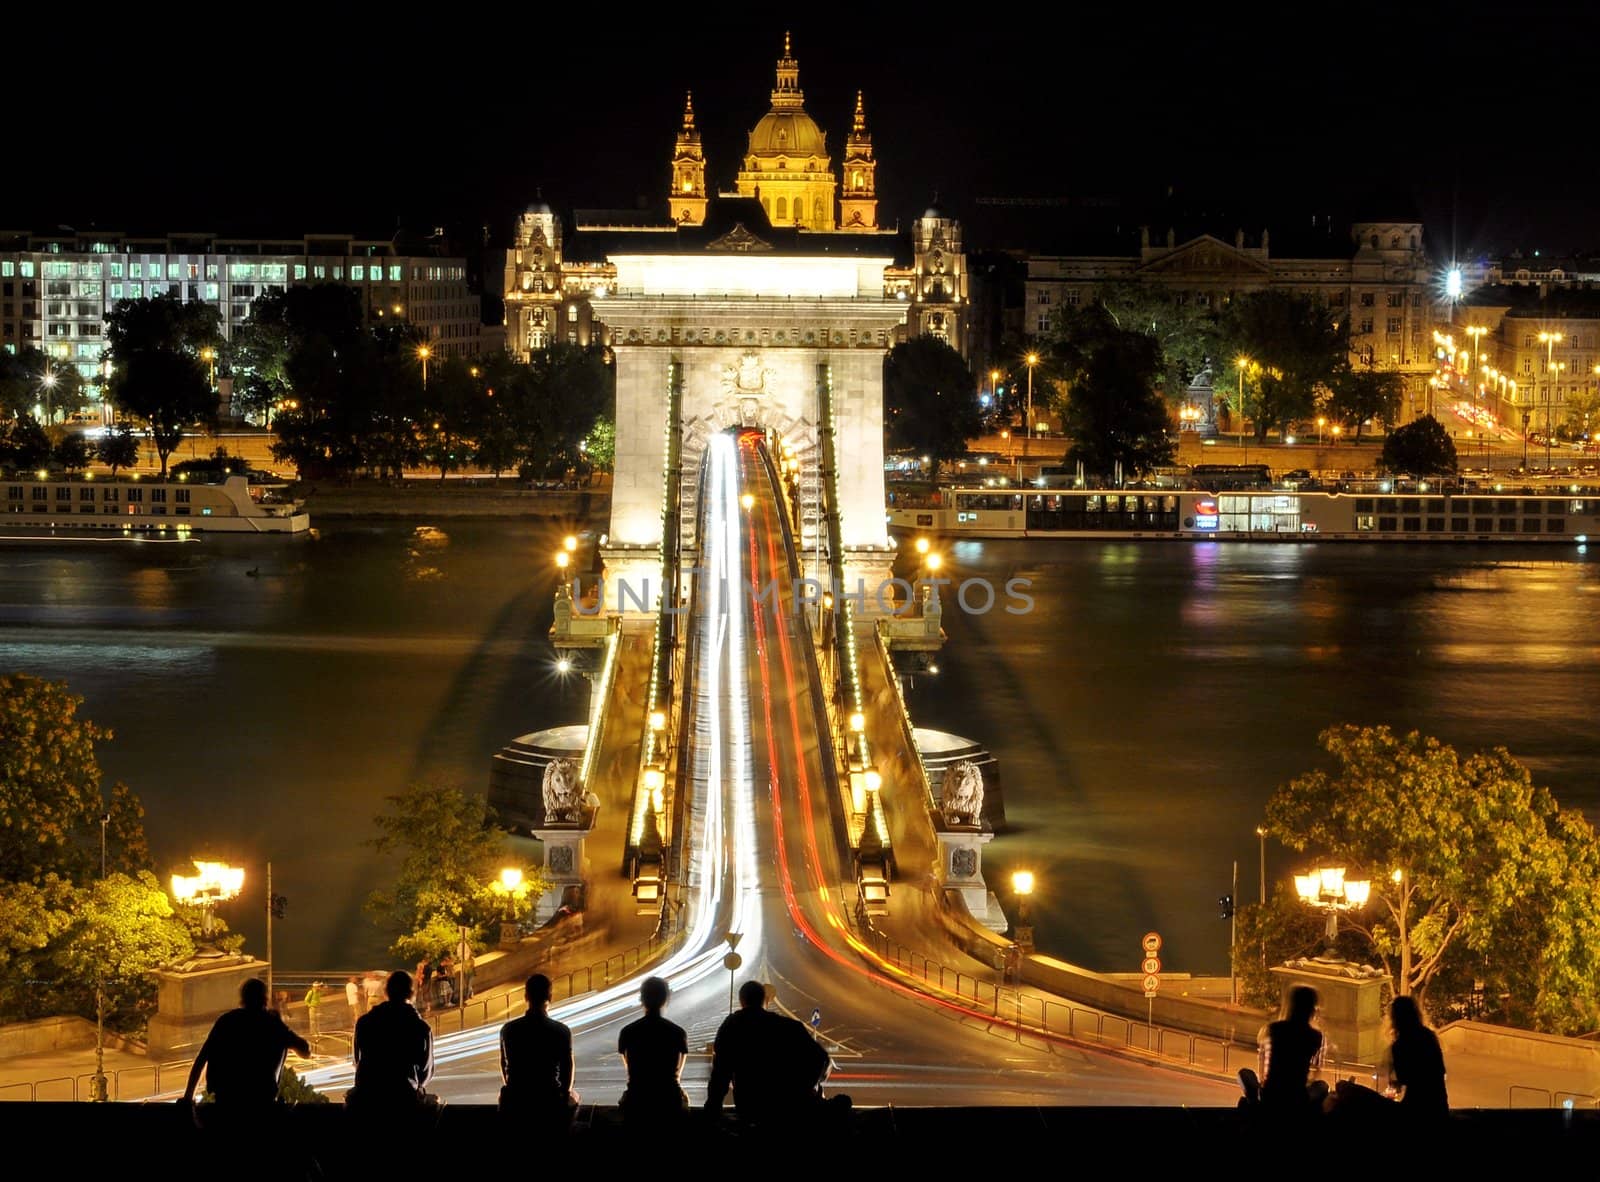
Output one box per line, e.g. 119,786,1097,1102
902,539,1600,978
3,526,1598,977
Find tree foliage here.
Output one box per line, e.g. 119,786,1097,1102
0,674,151,883
106,306,218,478
50,428,93,472
883,337,981,480
366,782,544,961
1095,280,1218,402
1214,290,1348,439
1381,414,1457,475
1053,309,1176,479
0,414,51,472
1252,725,1600,1033
583,416,616,474
0,347,87,421
1327,368,1404,441
96,425,142,476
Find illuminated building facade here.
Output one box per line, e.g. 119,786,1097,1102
501,35,967,362
1026,220,1433,411
0,229,481,382
1448,285,1600,435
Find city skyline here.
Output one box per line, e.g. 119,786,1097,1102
6,14,1598,254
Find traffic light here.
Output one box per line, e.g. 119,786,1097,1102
1218,894,1235,920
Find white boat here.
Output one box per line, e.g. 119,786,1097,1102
0,474,309,533
889,483,1600,543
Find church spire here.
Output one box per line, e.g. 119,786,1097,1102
840,88,877,231
772,31,802,108
669,88,707,225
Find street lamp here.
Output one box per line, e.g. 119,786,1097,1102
1011,870,1035,954
1023,352,1040,465
1293,865,1370,962
1254,825,1267,904
1463,326,1487,398
1234,355,1251,461
416,343,432,386
989,368,1000,410
563,534,578,553
496,867,525,947
91,812,109,1102
40,369,58,425
200,347,217,390
1545,360,1567,470
170,860,245,950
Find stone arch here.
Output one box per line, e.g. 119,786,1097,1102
776,195,788,220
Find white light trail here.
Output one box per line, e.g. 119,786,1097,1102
302,433,761,1090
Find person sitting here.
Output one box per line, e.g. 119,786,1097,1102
182,977,311,1126
1387,996,1449,1119
705,980,832,1128
617,976,689,1125
499,974,576,1134
346,971,434,1114
1259,985,1324,1116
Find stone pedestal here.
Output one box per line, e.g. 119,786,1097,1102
1269,961,1390,1066
597,546,663,618
532,825,593,923
145,956,266,1057
936,828,1007,932
842,547,897,618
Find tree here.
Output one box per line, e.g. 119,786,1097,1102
1561,387,1600,442
105,292,222,358
1381,414,1457,475
108,349,215,477
1059,326,1176,479
419,357,476,481
1215,290,1348,439
584,416,616,474
366,782,543,961
0,414,51,471
1327,368,1403,441
1254,725,1600,1031
96,425,141,476
1095,280,1218,403
0,674,152,884
51,428,92,472
0,348,86,422
883,337,981,480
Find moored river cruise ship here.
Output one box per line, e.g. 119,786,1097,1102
890,485,1600,543
1,474,309,533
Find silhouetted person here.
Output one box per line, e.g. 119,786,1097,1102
346,971,434,1113
182,977,310,1125
1387,996,1448,1118
499,973,575,1134
1260,985,1324,1115
618,976,688,1124
705,980,831,1126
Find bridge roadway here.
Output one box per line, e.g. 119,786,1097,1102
309,432,1231,1108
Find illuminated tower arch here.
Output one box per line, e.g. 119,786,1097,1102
735,33,836,230
840,91,878,232
669,92,708,225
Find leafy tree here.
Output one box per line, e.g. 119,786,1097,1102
419,356,476,481
1058,325,1176,479
584,416,616,473
109,350,215,477
96,425,142,476
0,414,51,471
55,873,196,1029
105,292,222,358
1327,368,1404,441
51,428,92,472
0,674,151,883
1095,280,1218,402
1254,725,1600,1031
366,782,543,961
883,337,981,480
1215,290,1347,439
0,348,86,421
1561,387,1600,441
1381,414,1457,475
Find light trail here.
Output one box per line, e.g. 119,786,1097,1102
301,434,762,1092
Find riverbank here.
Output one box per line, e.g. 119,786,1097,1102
298,482,609,520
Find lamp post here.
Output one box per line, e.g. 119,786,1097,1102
1254,826,1266,905
1293,865,1371,962
1464,326,1487,399
1538,331,1563,469
200,347,217,390
989,368,1000,411
1546,360,1566,470
1023,352,1039,465
40,369,58,426
1234,355,1251,462
1010,870,1035,954
90,812,109,1102
496,867,525,948
416,343,432,386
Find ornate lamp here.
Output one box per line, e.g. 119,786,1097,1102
1294,865,1371,962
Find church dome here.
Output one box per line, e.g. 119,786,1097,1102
747,108,827,160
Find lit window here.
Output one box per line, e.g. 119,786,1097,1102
19,262,33,278
204,283,219,300
313,265,326,279
167,263,180,279
568,304,578,323
128,283,142,298
0,262,11,277
130,262,143,278
333,267,342,279
206,263,218,280
388,265,401,282
293,264,306,280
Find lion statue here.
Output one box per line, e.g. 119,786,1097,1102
940,760,984,828
541,758,584,824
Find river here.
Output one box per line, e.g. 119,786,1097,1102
2,524,1597,977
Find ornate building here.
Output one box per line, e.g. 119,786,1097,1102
500,35,966,362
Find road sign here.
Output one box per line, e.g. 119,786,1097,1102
1141,931,1162,954
723,951,743,971
1142,974,1161,996
1141,956,1162,975
1141,931,1161,998
726,933,743,950
810,1007,822,1029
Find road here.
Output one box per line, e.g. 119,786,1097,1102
306,431,1231,1107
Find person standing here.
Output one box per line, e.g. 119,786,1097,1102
363,972,383,1013
346,971,433,1113
182,978,310,1124
1387,996,1449,1118
303,981,326,1046
463,947,476,1002
617,976,689,1125
415,957,432,1014
499,974,575,1135
346,976,364,1021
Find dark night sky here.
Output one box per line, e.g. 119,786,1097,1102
8,7,1597,258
